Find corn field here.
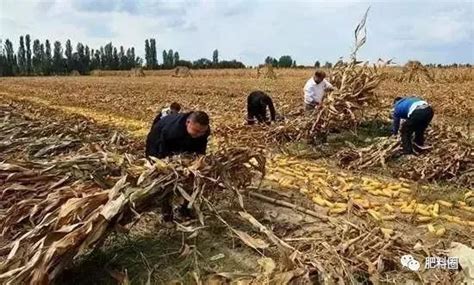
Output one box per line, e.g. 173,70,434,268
0,64,473,284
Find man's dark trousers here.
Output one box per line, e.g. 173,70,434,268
401,106,434,153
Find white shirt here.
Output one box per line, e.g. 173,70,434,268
407,100,428,117
303,77,333,105
161,107,171,118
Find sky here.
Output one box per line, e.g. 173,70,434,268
1,0,473,66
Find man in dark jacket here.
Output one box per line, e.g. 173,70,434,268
392,96,434,154
247,91,276,125
151,102,182,127
146,111,210,158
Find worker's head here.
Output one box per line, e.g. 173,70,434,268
314,70,326,84
393,97,403,105
186,111,209,138
170,102,181,114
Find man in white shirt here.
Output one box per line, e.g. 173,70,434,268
303,70,335,111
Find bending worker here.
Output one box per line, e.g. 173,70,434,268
246,90,276,125
392,96,434,155
145,111,210,158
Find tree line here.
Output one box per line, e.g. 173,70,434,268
143,43,245,70
0,36,247,76
0,35,142,76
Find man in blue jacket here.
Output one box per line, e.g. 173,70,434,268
392,96,434,154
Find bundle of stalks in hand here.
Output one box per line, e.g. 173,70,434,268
337,125,473,186
309,8,382,141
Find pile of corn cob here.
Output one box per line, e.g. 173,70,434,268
265,155,474,234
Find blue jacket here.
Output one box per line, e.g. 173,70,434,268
392,97,424,134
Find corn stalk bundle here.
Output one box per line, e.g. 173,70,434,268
0,148,265,284
309,61,382,139
337,126,473,186
397,60,434,83
309,8,382,139
172,66,192,78
0,104,266,284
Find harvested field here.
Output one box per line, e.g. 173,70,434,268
0,66,473,284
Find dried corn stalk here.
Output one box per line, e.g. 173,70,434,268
337,126,473,186
309,8,382,139
397,60,434,83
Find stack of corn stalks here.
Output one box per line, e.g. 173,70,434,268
0,104,266,284
397,60,434,83
309,8,382,139
337,126,473,186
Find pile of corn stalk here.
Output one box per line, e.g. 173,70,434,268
0,104,266,284
337,126,473,186
397,60,434,83
309,8,382,139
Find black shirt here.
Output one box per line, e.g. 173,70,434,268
247,91,276,122
145,112,210,158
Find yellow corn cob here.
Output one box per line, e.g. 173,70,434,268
387,184,402,190
417,216,432,222
401,207,415,214
435,227,446,236
456,201,467,207
399,188,411,194
299,188,309,194
382,215,396,221
324,200,335,208
393,201,405,206
401,183,411,188
368,209,382,221
334,202,347,208
341,183,353,192
416,208,432,217
354,199,370,209
380,228,394,239
427,224,436,233
369,190,384,196
461,206,474,213
392,191,400,198
312,196,327,207
329,207,347,214
384,204,395,212
433,203,440,215
468,221,474,227
381,189,393,198
437,200,453,208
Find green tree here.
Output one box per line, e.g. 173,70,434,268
92,49,101,70
168,49,174,67
150,39,157,68
25,34,32,74
76,42,86,73
52,41,64,74
3,39,17,76
212,49,218,65
44,40,52,75
84,45,91,73
65,39,73,72
145,39,151,68
119,46,127,69
272,58,278,67
32,39,42,74
162,50,168,68
112,47,119,69
100,46,105,68
18,36,26,74
323,61,332,68
314,61,320,68
174,51,179,66
278,55,293,68
104,43,113,69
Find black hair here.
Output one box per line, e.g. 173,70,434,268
170,102,181,111
393,97,403,104
188,111,210,126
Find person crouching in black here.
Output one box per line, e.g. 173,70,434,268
247,91,276,125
